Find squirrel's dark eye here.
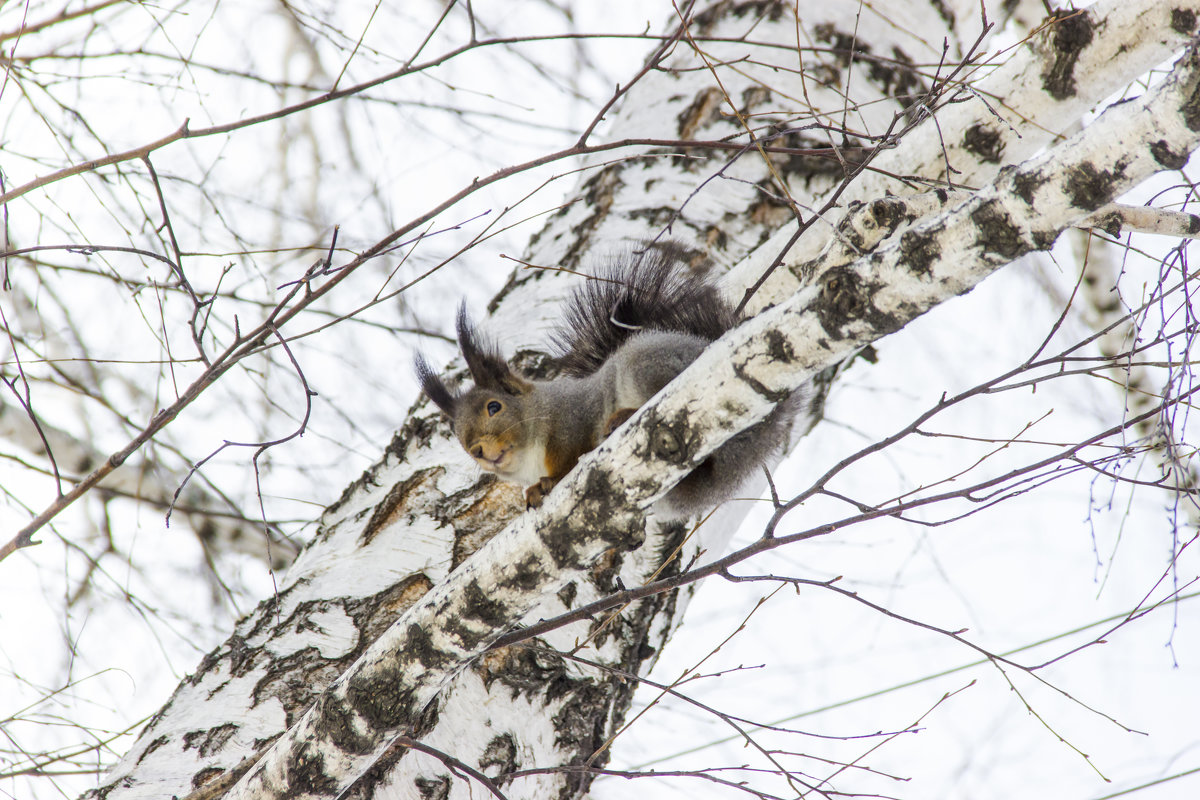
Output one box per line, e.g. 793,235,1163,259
486,400,502,416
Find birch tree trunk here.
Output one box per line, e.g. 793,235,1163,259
81,1,1200,798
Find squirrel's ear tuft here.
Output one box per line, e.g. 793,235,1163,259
456,303,531,395
415,352,458,416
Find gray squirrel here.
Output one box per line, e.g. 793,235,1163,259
415,247,800,516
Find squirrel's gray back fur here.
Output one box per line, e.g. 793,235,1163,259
559,246,801,515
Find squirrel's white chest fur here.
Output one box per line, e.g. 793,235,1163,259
496,436,551,487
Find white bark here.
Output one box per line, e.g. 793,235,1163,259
732,0,1200,312
82,2,1200,799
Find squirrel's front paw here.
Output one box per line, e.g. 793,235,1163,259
524,476,559,509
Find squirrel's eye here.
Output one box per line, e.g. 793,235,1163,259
486,400,502,416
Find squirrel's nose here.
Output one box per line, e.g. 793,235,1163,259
471,444,484,459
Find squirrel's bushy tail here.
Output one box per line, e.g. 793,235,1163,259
665,388,808,516
552,245,737,376
556,244,805,516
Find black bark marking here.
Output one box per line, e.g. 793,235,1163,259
628,205,685,227
1065,161,1122,210
814,23,866,68
589,546,626,596
868,196,911,229
833,200,867,250
963,123,1004,163
764,327,796,366
747,177,795,228
1011,168,1045,206
539,472,643,569
182,723,239,758
326,414,441,519
1042,11,1094,100
555,166,624,274
315,695,376,755
286,742,339,796
971,202,1026,259
733,338,794,404
346,656,420,729
498,553,550,592
440,615,486,651
817,267,867,337
246,577,433,728
1032,228,1061,251
557,581,578,608
404,622,455,671
478,645,566,695
843,197,913,251
739,85,771,116
642,407,699,468
337,703,438,797
866,46,925,101
224,635,257,678
694,0,788,29
253,657,338,728
1172,8,1197,35
551,682,612,797
929,0,955,27
771,128,858,179
355,573,435,645
136,735,169,765
1089,211,1124,237
704,223,731,252
415,774,452,800
1181,49,1200,131
899,228,940,276
1151,139,1189,170
816,267,902,340
480,732,519,775
462,579,509,627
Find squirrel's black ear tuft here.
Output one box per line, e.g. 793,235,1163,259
414,352,459,416
456,303,530,395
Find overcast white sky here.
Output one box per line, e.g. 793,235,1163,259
1,1,1197,798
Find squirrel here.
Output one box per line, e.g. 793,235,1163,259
414,247,801,517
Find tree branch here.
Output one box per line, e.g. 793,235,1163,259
218,36,1200,800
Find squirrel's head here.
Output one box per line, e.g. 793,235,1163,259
415,305,539,480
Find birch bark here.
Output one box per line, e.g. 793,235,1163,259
83,1,1200,799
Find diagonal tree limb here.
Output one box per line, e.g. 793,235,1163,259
731,0,1200,313
220,38,1200,800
